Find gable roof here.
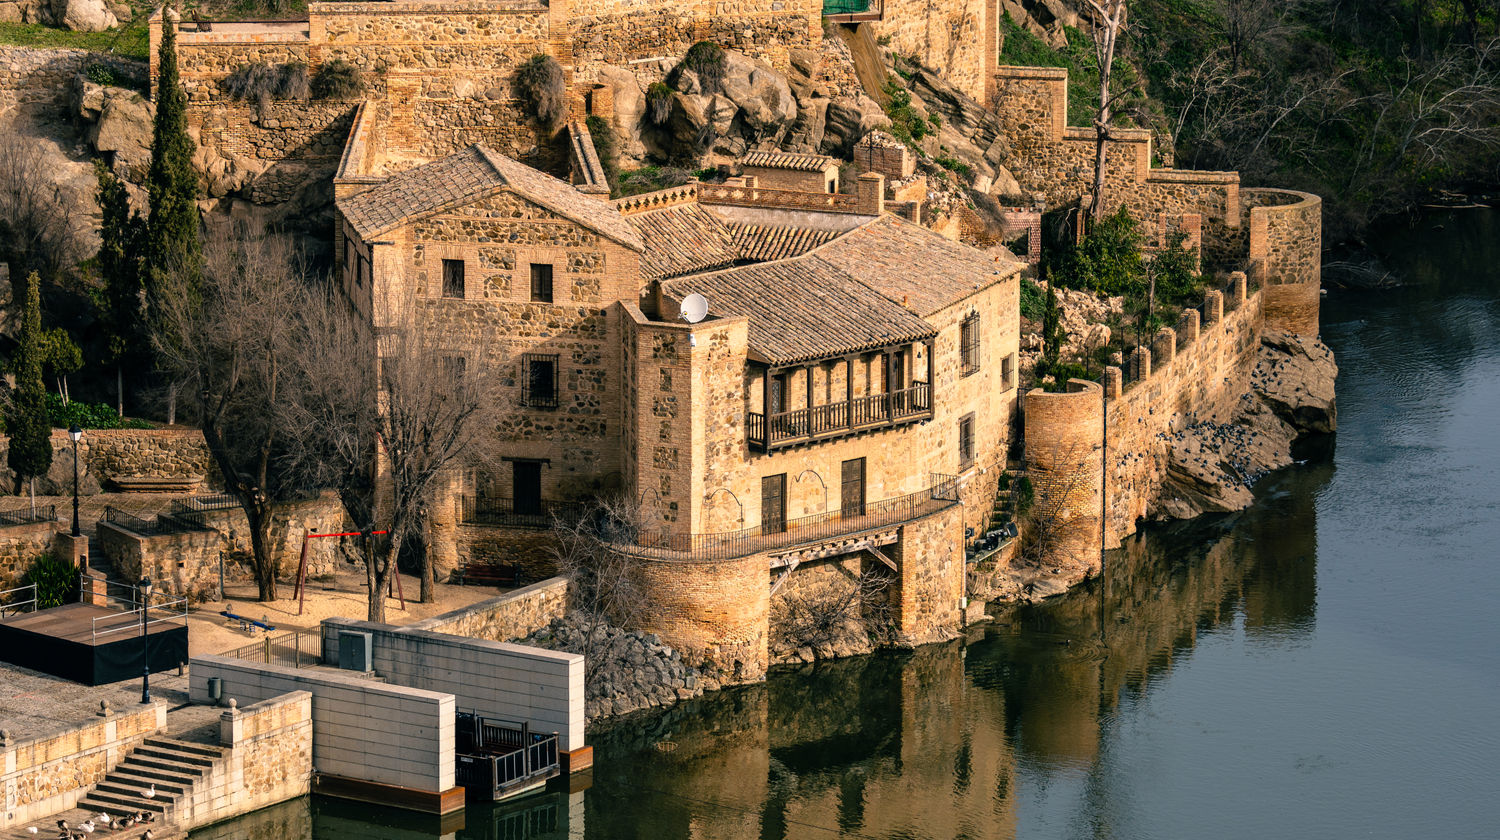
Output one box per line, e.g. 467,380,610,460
663,254,936,366
628,203,739,281
814,214,1023,316
338,145,643,251
728,223,840,262
739,151,838,172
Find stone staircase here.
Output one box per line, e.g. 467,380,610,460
79,737,226,826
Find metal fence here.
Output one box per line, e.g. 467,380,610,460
0,505,56,528
633,473,961,561
459,495,587,529
221,630,322,669
104,506,215,536
0,583,36,617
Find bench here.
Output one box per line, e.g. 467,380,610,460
455,562,521,588
109,475,205,493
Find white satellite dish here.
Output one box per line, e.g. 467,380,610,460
680,292,709,324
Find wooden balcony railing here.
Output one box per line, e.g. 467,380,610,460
631,474,960,561
748,381,931,452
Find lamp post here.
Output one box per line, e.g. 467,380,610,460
68,425,82,538
138,576,152,704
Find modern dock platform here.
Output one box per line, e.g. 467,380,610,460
0,602,188,685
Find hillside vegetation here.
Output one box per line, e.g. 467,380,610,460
1005,0,1500,240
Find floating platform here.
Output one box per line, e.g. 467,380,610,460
0,603,188,685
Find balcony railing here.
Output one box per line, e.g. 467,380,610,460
458,495,586,529
631,474,960,561
748,382,931,452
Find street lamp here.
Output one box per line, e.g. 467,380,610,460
138,576,152,704
68,425,82,538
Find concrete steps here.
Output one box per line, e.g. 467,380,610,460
76,739,225,828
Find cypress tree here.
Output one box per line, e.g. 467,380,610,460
7,272,53,496
145,12,200,302
96,162,146,415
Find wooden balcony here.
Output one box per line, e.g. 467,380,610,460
748,381,931,452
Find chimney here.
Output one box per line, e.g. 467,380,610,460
856,172,885,216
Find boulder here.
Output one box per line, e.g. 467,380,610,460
90,87,153,177
719,50,796,136
54,0,115,32
72,74,106,122
820,93,890,157
596,65,647,163
1252,330,1339,434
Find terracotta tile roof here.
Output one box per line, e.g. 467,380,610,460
338,145,643,251
663,254,937,366
627,203,739,281
728,224,840,262
814,214,1024,316
739,150,838,172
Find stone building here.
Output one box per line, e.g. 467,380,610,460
333,95,1025,677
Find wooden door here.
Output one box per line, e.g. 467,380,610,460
513,461,542,516
841,458,866,517
762,474,787,534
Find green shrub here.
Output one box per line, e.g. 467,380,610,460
1019,278,1047,321
1051,207,1145,296
222,61,310,109
616,165,692,197
881,76,932,146
934,156,972,180
46,394,152,430
515,54,566,126
311,58,364,100
25,554,78,609
85,63,123,88
675,41,726,95
645,81,674,125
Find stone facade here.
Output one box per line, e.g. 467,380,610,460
1022,380,1104,572
0,429,218,496
0,703,166,831
874,0,996,102
0,47,143,119
0,520,62,592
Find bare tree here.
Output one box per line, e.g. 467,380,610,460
281,291,495,619
0,135,84,289
1083,0,1129,226
153,227,311,601
546,495,655,684
770,564,894,662
1018,442,1102,573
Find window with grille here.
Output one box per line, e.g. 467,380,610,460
442,259,465,298
958,413,975,470
530,263,554,303
522,353,559,408
960,313,980,377
1002,353,1015,389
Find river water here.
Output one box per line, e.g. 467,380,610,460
198,209,1500,840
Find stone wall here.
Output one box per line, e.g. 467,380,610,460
890,502,966,642
0,520,60,592
1102,278,1265,545
410,575,569,641
210,691,313,824
0,702,166,831
0,428,218,496
1245,188,1322,287
626,549,770,681
451,525,560,582
1261,279,1321,336
98,492,351,602
874,0,994,101
0,47,143,119
1022,379,1104,571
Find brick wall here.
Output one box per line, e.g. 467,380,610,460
0,703,166,831
1022,380,1104,572
627,550,770,681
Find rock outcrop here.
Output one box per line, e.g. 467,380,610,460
55,0,115,32
1252,330,1339,433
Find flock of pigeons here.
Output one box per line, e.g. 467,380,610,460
29,809,157,839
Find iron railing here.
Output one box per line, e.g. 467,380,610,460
221,630,320,669
0,583,36,617
632,473,961,561
458,495,587,529
749,382,932,451
455,713,562,797
0,505,56,527
104,506,214,536
90,597,189,643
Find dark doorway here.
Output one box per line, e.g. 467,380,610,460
841,458,866,517
762,473,787,534
513,461,543,516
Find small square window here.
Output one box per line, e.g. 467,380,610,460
442,259,465,299
522,353,558,408
530,263,554,303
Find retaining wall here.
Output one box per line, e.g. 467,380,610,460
409,575,569,642
0,702,166,831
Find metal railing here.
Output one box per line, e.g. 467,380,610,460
90,597,189,644
104,506,215,536
0,583,36,617
632,473,961,561
169,494,239,517
0,505,56,527
221,630,320,669
458,495,587,529
455,712,561,796
749,382,932,451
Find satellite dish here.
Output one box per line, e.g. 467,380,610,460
680,292,709,324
